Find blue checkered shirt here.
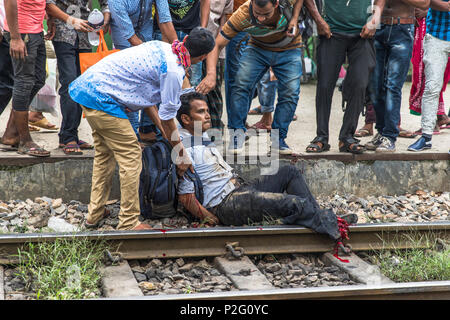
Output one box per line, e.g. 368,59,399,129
426,1,450,41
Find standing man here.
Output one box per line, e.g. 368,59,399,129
154,0,210,87
45,0,110,155
366,0,430,153
305,0,385,154
408,0,449,151
68,27,215,231
1,0,49,156
198,0,324,155
0,0,14,117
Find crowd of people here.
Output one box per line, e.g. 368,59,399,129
0,0,448,235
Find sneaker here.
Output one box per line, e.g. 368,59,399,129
228,133,245,154
272,139,293,155
407,137,432,152
365,132,382,151
375,136,396,153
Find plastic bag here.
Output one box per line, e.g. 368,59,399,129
30,58,58,116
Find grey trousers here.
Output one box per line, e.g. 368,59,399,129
421,34,450,136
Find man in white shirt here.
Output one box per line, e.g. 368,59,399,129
176,91,358,246
68,27,215,231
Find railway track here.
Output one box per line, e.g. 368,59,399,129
1,221,449,300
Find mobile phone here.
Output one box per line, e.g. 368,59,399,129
288,26,297,36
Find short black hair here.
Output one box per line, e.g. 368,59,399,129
177,92,208,128
185,27,215,58
253,0,277,7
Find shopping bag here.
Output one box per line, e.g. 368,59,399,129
79,30,119,74
30,58,58,117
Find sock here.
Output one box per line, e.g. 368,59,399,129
422,133,432,142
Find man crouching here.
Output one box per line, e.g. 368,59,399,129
176,92,358,247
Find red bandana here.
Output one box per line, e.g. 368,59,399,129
171,37,191,69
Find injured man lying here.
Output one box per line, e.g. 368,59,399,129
176,92,358,248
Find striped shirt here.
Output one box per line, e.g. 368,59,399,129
220,0,302,52
426,1,450,41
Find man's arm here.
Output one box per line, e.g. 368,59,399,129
400,0,431,10
98,0,111,34
303,0,331,38
143,106,166,139
108,0,141,46
360,0,386,38
178,193,219,225
155,0,178,43
430,0,449,11
287,0,303,36
5,0,27,60
46,3,94,33
200,0,211,28
196,33,229,94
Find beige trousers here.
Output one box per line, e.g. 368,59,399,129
83,107,142,230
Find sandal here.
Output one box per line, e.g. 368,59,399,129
339,140,365,154
306,140,330,153
62,143,83,155
17,143,50,157
398,129,417,139
248,106,262,115
249,120,271,132
28,117,59,130
28,125,41,132
78,140,94,149
354,128,373,137
84,209,111,229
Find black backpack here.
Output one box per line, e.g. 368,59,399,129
139,137,205,220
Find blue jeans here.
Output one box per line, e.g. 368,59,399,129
53,39,91,145
257,70,277,113
224,32,249,117
230,45,302,140
371,24,414,142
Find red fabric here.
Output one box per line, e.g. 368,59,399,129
409,18,450,115
3,0,46,34
172,37,191,69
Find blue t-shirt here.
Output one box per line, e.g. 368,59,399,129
426,0,450,41
109,0,172,49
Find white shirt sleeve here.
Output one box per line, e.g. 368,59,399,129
158,71,184,121
0,0,5,31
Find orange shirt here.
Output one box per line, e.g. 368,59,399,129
3,0,46,34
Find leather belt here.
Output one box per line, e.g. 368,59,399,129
381,16,415,25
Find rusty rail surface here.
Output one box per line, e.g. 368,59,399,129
0,221,449,262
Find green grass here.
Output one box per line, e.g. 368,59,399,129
370,236,450,282
15,237,108,300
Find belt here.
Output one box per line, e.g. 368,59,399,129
381,17,415,25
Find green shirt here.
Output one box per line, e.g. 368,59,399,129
323,0,372,35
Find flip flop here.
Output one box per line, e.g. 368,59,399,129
0,143,18,151
354,128,373,137
78,140,94,149
398,130,417,139
249,121,272,132
28,125,40,132
248,106,262,115
28,118,59,130
62,143,83,155
17,144,50,157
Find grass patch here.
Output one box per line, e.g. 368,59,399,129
369,236,450,282
15,237,108,300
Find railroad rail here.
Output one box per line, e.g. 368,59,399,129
0,221,449,261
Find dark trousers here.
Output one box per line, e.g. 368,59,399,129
0,36,14,115
3,32,46,111
214,165,341,240
53,40,90,145
202,58,225,130
315,34,375,144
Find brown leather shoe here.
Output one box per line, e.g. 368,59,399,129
132,223,153,230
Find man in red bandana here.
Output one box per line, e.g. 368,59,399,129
68,27,215,231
